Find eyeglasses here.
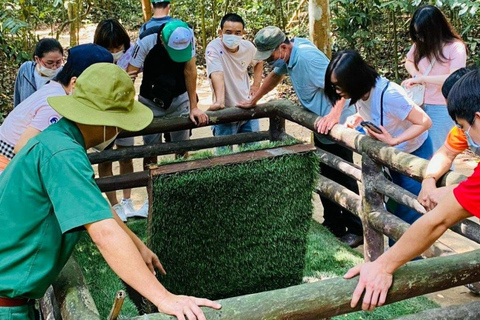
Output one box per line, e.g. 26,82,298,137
40,58,63,69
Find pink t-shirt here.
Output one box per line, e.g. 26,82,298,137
406,41,466,105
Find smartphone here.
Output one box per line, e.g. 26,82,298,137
360,121,383,134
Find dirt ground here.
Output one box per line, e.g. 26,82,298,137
47,23,480,310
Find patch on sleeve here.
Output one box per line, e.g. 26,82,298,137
49,116,59,125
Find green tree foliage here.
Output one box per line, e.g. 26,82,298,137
330,0,480,81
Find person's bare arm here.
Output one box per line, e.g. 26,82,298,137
111,208,165,275
14,126,41,154
250,61,264,97
86,219,221,319
126,64,140,82
344,190,471,311
418,145,461,210
237,71,284,108
185,57,208,125
403,64,462,88
208,71,225,111
315,98,347,134
404,60,417,77
367,105,432,146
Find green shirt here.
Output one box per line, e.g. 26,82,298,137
0,118,113,299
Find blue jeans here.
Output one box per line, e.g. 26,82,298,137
388,136,433,246
212,119,260,153
424,104,454,152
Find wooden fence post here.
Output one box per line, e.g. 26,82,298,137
361,154,385,262
269,115,286,141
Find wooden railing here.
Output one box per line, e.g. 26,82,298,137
50,99,480,319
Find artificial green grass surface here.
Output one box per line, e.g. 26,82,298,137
73,142,437,318
149,150,319,300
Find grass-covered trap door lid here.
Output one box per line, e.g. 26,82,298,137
147,143,319,300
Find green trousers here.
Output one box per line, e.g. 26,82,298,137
0,304,36,320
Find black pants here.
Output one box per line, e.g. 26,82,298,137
315,136,363,236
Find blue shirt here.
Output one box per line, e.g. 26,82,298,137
274,38,355,143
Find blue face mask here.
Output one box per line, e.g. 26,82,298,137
465,126,480,155
268,50,287,69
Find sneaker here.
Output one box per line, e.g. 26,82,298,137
113,203,127,222
127,199,149,219
121,198,136,217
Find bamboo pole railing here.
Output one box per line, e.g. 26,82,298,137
52,99,480,319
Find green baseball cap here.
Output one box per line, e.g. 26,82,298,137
161,20,195,63
47,63,153,132
151,0,170,3
254,26,286,61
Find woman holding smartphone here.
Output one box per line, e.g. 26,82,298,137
324,50,433,238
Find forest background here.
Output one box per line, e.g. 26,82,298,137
0,0,479,117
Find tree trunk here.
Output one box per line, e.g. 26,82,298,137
223,0,230,15
308,0,331,58
211,0,217,40
141,0,152,22
201,2,207,50
277,0,286,30
66,1,76,47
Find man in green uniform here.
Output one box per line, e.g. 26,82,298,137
0,63,221,320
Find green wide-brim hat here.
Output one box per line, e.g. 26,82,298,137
48,63,153,132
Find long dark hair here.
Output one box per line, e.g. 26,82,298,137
409,5,463,70
325,50,379,105
94,19,131,52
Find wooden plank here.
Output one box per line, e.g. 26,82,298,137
150,144,317,177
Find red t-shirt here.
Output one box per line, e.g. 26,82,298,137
454,163,480,218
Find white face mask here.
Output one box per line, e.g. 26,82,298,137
111,51,124,63
93,126,119,152
222,34,242,50
37,63,59,78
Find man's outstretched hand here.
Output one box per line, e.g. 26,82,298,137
343,261,393,311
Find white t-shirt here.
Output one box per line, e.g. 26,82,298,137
0,81,64,147
356,77,428,153
205,38,257,107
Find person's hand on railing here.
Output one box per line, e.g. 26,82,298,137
156,292,221,320
315,107,342,134
190,108,209,126
344,113,363,129
236,99,257,109
207,101,226,111
419,185,456,211
344,261,393,311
